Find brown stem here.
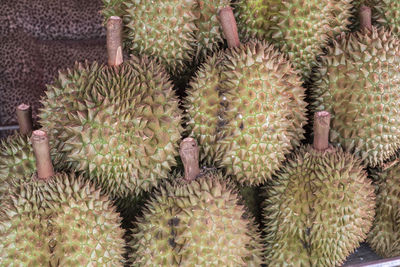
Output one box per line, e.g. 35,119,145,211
31,130,54,181
180,138,201,182
359,5,372,31
107,16,123,67
313,111,331,151
218,6,240,48
16,103,33,135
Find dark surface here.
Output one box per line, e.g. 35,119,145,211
343,243,382,266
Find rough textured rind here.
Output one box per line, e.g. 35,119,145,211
185,41,307,185
0,133,69,203
192,0,231,62
102,0,229,72
130,172,264,266
124,0,197,75
353,0,400,35
311,27,400,167
368,162,400,258
0,173,125,266
263,145,376,266
39,57,183,198
235,0,352,78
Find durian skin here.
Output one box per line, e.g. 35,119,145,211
124,0,197,75
263,145,375,266
368,163,400,258
235,0,352,78
0,173,126,266
102,0,229,72
130,172,264,266
353,0,400,36
39,56,183,199
185,41,307,185
311,27,400,167
0,133,69,203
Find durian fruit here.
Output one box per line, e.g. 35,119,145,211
129,138,264,266
39,17,183,199
0,130,125,266
310,6,400,167
185,7,307,185
263,111,376,266
0,104,69,204
367,160,400,258
102,0,230,74
353,0,400,36
235,0,353,79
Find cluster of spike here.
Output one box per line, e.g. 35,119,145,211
235,0,353,78
0,130,125,266
311,7,400,167
39,17,183,199
263,112,376,266
185,8,307,185
102,0,230,74
130,138,264,266
353,0,400,36
368,162,400,258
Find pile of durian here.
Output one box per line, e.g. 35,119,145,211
3,0,400,266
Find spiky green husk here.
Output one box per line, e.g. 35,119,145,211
39,57,183,199
124,0,197,75
0,133,68,203
185,41,307,185
0,173,125,266
368,162,400,258
353,1,400,35
311,27,400,167
263,145,375,266
130,172,264,266
235,0,352,78
192,0,230,62
102,0,229,73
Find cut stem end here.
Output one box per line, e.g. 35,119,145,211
31,130,54,181
313,111,331,151
359,5,372,31
16,103,33,135
106,16,123,67
218,6,240,48
180,138,201,182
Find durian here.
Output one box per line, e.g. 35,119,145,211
368,159,400,258
353,0,400,36
0,130,125,266
129,138,264,266
311,6,400,167
185,7,307,185
235,0,353,78
102,0,230,74
0,104,68,203
263,111,376,266
39,17,183,198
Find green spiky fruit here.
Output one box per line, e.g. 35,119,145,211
311,27,400,167
353,1,400,35
235,0,352,78
192,0,231,61
185,41,307,185
0,133,69,203
263,145,375,266
102,0,229,74
0,173,125,266
368,161,400,257
39,56,183,199
130,171,264,266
